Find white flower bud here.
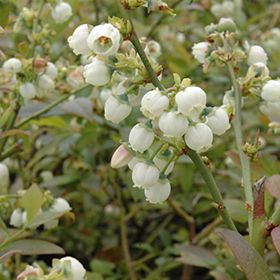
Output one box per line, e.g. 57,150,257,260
184,123,213,153
206,107,230,136
141,89,169,119
60,256,86,280
45,62,58,79
104,95,132,124
52,198,71,213
248,45,268,66
83,57,111,86
68,24,92,55
19,82,37,99
159,111,188,138
192,42,209,64
38,74,55,91
111,144,133,168
144,179,171,204
87,23,121,57
153,151,175,175
132,162,160,188
0,163,9,191
51,2,72,24
3,58,22,73
261,80,280,102
144,40,161,59
175,86,207,121
129,123,154,153
10,208,23,228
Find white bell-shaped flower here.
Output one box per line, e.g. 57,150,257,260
129,123,154,153
144,179,171,204
111,144,133,169
184,123,213,153
192,42,209,64
104,95,132,124
132,162,160,188
141,89,169,119
248,62,269,77
158,111,188,138
52,198,71,213
45,62,58,79
0,163,9,191
67,68,85,89
68,24,92,55
176,86,207,121
51,1,72,24
83,57,111,86
10,208,23,228
3,58,22,73
248,45,268,66
206,107,230,136
60,256,86,280
19,82,37,99
261,80,280,102
87,23,121,57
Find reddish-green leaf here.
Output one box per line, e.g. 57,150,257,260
264,175,280,199
176,244,218,268
216,229,275,280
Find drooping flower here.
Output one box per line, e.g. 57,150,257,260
68,24,93,55
184,123,213,153
175,86,207,121
248,45,268,66
144,179,171,204
104,95,132,124
141,88,169,119
158,111,188,138
132,162,160,188
206,107,230,136
83,57,111,86
129,123,154,153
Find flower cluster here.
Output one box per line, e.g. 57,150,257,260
1,57,58,100
17,256,86,280
191,17,280,131
111,83,230,203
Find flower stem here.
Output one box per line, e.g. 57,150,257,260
15,85,92,128
188,150,237,231
227,63,253,237
130,26,236,231
130,32,165,91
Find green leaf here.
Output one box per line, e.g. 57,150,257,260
31,116,66,129
89,259,115,276
176,244,218,268
0,2,10,27
0,239,64,259
216,229,275,280
224,199,247,223
21,184,43,224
